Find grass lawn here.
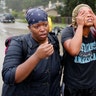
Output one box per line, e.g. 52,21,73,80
53,23,68,28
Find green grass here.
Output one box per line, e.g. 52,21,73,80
53,23,67,28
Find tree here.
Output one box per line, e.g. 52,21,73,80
57,0,96,17
6,0,60,11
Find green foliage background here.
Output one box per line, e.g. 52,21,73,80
6,0,96,23
6,0,62,11
6,0,96,18
59,0,96,16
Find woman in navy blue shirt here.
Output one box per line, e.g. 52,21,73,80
2,8,62,96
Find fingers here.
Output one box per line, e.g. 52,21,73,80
44,44,54,56
41,43,54,56
78,10,87,19
35,42,54,59
78,10,85,16
76,11,85,26
89,10,95,15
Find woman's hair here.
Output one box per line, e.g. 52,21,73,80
72,4,92,28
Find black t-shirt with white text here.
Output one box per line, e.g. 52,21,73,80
61,26,96,89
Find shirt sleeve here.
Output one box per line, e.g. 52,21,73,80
61,26,74,44
2,38,23,85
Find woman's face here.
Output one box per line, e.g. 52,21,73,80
28,21,49,43
78,7,94,26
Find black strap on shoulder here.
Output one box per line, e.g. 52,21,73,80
5,36,18,47
5,35,28,59
5,36,19,54
48,32,59,50
19,35,28,59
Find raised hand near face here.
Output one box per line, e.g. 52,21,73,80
90,11,96,28
76,10,86,27
34,42,54,60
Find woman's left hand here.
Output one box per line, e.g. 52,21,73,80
91,11,96,28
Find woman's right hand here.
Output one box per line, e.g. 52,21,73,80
34,42,54,60
76,10,85,27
